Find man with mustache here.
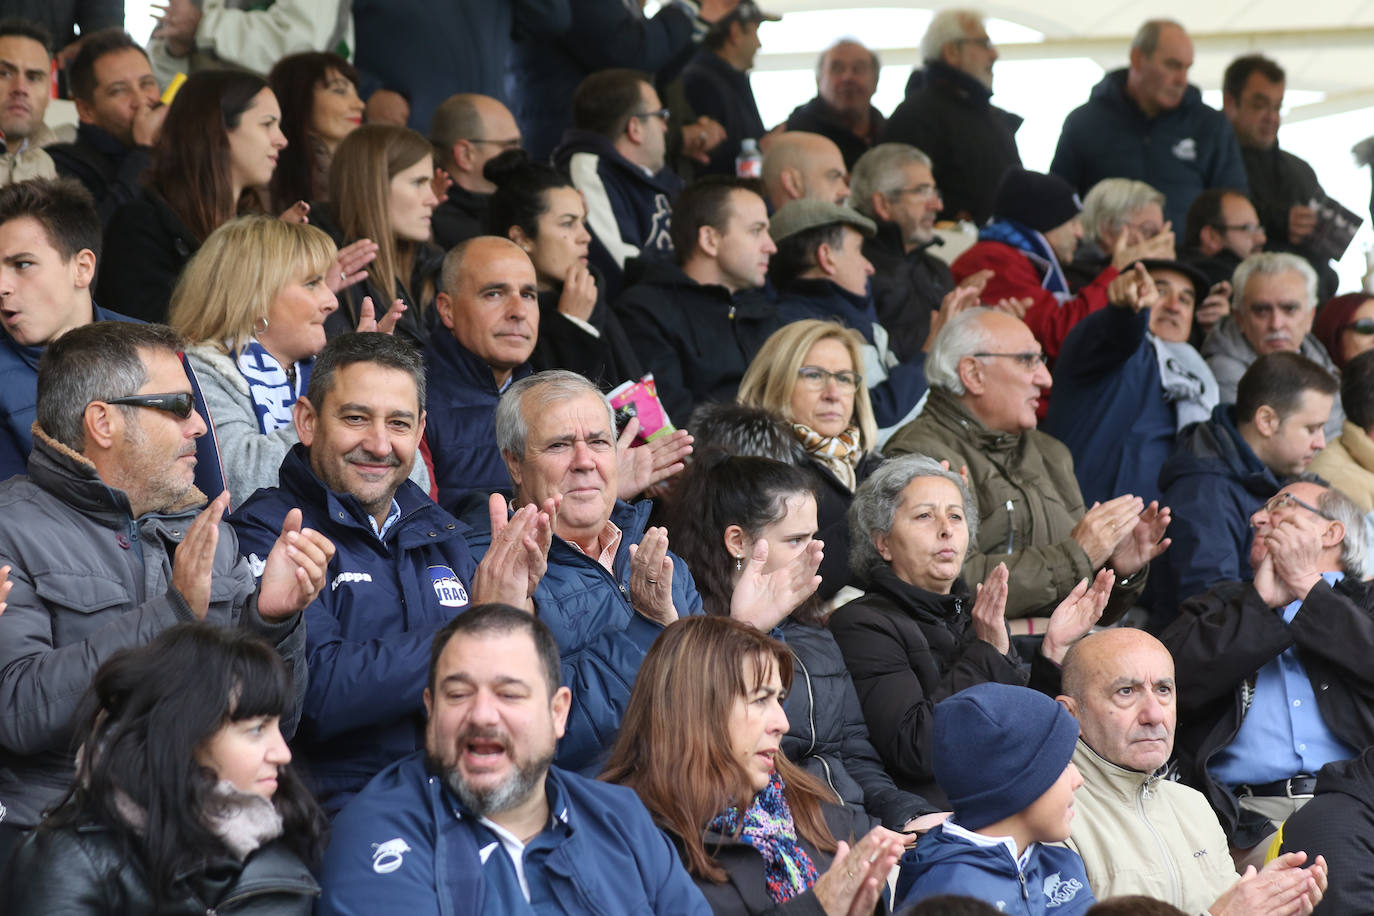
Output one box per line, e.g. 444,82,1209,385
1058,628,1328,914
231,332,550,814
317,603,712,915
1202,251,1344,442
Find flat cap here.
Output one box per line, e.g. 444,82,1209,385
768,199,876,242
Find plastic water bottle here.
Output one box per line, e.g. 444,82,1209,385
736,138,762,178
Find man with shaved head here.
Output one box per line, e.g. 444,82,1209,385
429,93,523,249
1057,629,1327,914
761,131,850,211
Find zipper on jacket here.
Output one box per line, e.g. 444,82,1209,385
792,651,844,805
1004,500,1014,553
1136,777,1182,906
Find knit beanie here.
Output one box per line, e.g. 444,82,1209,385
933,682,1080,830
1313,292,1373,368
992,168,1083,233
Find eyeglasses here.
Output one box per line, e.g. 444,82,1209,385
954,36,994,49
1343,318,1374,336
103,392,196,419
797,366,862,392
1259,491,1334,521
1215,222,1263,235
464,137,522,150
633,108,671,122
892,183,941,201
972,352,1047,370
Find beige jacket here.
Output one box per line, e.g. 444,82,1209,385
0,137,56,187
1064,740,1236,913
1310,421,1374,513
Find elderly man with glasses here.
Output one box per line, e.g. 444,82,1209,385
0,321,335,867
883,306,1168,630
1160,475,1374,863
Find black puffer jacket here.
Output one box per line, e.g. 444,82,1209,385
1,826,319,914
828,566,1041,806
861,221,952,363
780,619,935,831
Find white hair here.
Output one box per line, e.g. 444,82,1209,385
1080,178,1165,247
921,9,984,63
848,143,933,218
925,306,997,394
1231,251,1319,314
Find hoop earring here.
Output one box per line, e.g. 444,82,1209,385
253,316,270,335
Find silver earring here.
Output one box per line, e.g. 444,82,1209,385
735,555,743,571
254,316,270,335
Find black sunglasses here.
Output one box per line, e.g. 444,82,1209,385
104,392,196,419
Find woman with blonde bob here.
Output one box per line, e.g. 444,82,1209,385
322,124,442,346
603,615,904,915
738,320,881,598
172,215,416,507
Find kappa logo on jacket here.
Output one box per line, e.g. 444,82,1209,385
372,838,411,874
429,565,470,608
332,571,374,591
1171,138,1197,161
1043,872,1086,907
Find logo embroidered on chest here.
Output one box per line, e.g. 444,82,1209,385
429,565,470,608
1171,138,1197,161
331,571,374,591
372,838,411,874
1044,872,1085,907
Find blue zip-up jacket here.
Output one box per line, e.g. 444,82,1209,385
422,330,531,517
0,304,132,481
896,824,1095,915
229,444,479,813
554,129,684,301
776,278,928,433
1152,404,1282,620
318,752,713,916
466,498,703,775
1043,305,1178,506
1050,69,1248,229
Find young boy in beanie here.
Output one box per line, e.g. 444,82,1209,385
896,682,1096,915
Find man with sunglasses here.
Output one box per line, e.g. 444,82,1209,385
0,321,334,865
884,306,1167,628
428,93,523,250
1155,351,1337,628
1161,478,1374,860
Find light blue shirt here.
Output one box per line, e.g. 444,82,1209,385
368,499,402,540
1210,571,1358,786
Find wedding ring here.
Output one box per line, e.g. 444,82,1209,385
340,271,348,284
647,577,657,584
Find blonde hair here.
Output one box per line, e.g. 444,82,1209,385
168,215,337,352
737,319,878,448
329,124,434,308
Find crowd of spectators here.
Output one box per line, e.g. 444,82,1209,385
1,4,1373,915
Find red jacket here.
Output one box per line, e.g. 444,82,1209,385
952,240,1118,360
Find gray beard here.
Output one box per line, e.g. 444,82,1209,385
430,748,554,818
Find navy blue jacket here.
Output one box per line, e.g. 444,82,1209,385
554,130,684,300
680,48,766,177
896,825,1095,914
1043,305,1177,506
318,752,713,916
507,0,698,161
776,278,928,430
350,0,571,131
613,258,780,424
1152,405,1281,619
467,499,703,774
0,304,134,482
422,330,531,517
229,445,479,812
1050,70,1248,229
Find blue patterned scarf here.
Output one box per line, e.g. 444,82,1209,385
233,340,311,434
707,772,819,902
979,218,1071,297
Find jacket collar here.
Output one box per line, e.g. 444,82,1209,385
779,277,878,325
425,329,533,396
276,442,444,538
76,120,136,155
28,423,206,525
922,387,1023,454
1073,738,1163,803
920,60,994,106
865,563,970,621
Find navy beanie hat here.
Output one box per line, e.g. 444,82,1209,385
992,168,1083,233
933,682,1080,830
